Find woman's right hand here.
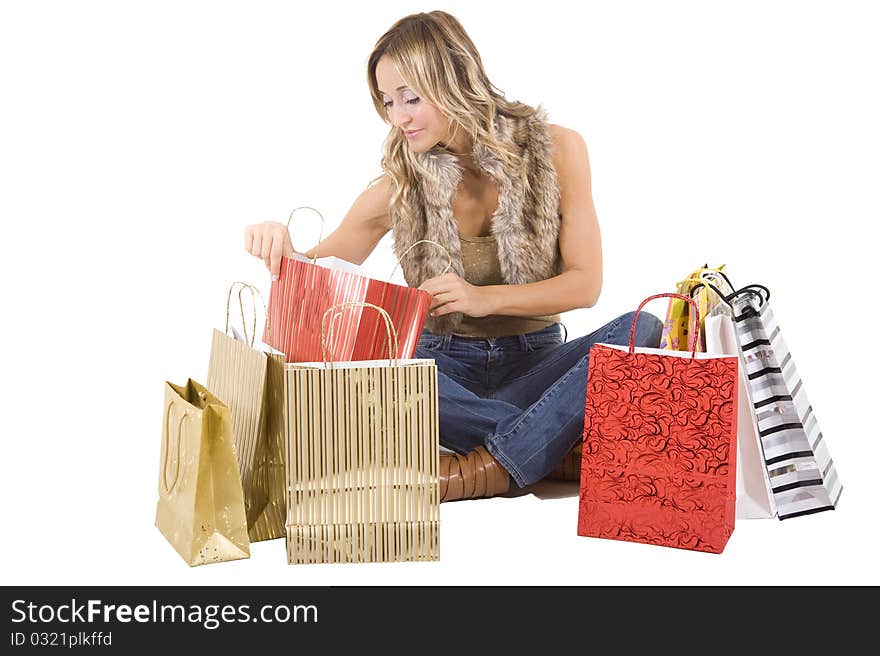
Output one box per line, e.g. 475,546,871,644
244,221,296,280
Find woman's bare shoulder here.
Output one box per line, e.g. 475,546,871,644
548,123,587,158
547,124,589,176
359,173,394,229
365,172,392,191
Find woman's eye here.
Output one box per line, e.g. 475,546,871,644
382,96,419,108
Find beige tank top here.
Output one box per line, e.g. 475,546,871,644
454,233,560,338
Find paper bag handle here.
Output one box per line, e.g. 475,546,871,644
690,281,734,309
225,282,273,346
696,269,771,307
699,268,733,292
320,302,399,367
161,402,187,495
390,239,453,281
632,293,700,359
225,282,257,346
674,277,712,324
726,284,771,307
286,206,325,264
690,281,771,310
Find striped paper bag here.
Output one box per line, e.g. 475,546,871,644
283,302,440,565
266,252,434,363
207,283,286,541
730,289,842,519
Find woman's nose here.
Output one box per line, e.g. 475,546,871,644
388,105,411,128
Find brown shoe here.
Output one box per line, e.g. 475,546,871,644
543,443,583,482
439,446,510,502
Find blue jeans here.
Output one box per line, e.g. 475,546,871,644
414,311,664,487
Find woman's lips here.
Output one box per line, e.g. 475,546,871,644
405,129,423,139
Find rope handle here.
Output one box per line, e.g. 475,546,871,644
632,293,700,359
690,279,771,310
225,282,257,346
286,206,325,264
390,239,453,280
320,302,399,367
161,402,186,495
225,282,272,346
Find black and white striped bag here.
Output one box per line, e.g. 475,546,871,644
731,291,843,519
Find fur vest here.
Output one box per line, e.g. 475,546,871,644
390,108,563,334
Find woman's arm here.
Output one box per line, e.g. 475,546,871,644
244,175,393,277
424,125,603,317
493,125,603,312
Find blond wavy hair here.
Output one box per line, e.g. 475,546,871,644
367,11,537,226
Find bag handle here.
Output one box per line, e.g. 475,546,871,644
320,301,399,367
690,280,734,309
286,206,325,264
161,402,187,495
700,269,734,293
697,269,771,306
676,276,713,313
726,284,771,307
690,280,771,310
390,239,453,281
632,293,700,359
225,282,257,346
674,264,724,293
225,281,274,346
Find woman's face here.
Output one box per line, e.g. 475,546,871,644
375,55,457,153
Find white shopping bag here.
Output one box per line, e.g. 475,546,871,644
705,313,776,519
288,252,367,276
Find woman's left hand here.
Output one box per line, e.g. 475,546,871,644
418,273,496,318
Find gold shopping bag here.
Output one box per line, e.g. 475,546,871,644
207,283,286,542
155,378,250,566
284,302,440,564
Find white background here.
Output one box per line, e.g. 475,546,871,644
1,0,877,585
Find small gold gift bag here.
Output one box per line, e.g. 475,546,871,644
207,283,286,542
155,378,250,566
284,302,440,564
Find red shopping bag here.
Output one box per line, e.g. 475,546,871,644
578,293,739,554
265,253,432,362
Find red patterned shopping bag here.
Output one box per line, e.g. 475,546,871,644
578,293,739,554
